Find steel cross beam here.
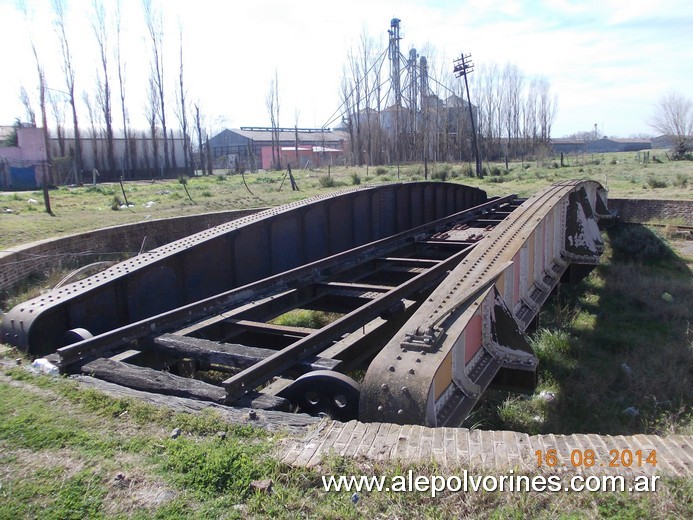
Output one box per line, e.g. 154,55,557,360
56,195,517,368
221,240,479,402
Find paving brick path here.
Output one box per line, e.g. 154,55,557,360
279,420,693,477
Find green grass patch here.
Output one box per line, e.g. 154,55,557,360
466,224,692,435
0,380,121,455
157,436,275,498
0,464,107,520
270,309,342,329
1,152,691,250
0,364,691,518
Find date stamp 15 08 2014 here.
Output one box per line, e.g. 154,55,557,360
535,449,657,469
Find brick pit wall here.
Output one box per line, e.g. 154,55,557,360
0,208,263,292
1,198,691,294
608,198,693,226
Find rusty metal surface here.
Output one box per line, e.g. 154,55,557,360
359,180,608,427
2,182,487,355
2,180,609,428
50,194,513,372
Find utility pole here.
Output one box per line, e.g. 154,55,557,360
453,53,482,177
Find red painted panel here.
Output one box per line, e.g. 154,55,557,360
464,313,483,364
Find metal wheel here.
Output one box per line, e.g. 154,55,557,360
62,328,93,346
280,370,360,421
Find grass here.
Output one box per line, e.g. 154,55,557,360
0,154,691,517
0,362,690,519
0,225,691,518
270,309,342,329
464,224,692,436
1,151,691,250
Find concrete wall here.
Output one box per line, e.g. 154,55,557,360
0,208,263,292
0,127,50,188
51,135,189,180
608,198,693,226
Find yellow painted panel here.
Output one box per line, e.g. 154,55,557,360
434,352,453,400
495,274,505,295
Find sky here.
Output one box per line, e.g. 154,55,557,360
0,0,691,138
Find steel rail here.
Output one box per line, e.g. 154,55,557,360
57,195,517,367
360,180,608,426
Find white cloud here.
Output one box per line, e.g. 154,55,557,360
1,0,691,137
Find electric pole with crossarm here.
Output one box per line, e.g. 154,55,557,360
453,53,483,177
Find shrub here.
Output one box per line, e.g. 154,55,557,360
610,225,675,263
375,166,388,175
673,173,688,187
646,175,668,189
431,170,448,181
463,165,475,177
490,166,502,176
350,172,361,185
318,175,336,188
86,185,115,195
110,196,123,211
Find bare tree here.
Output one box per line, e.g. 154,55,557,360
83,91,102,171
522,78,539,156
501,63,524,166
146,74,160,177
20,0,53,189
649,91,693,158
32,48,51,173
346,49,364,165
49,91,66,157
193,101,205,174
176,22,191,175
52,0,83,181
536,76,557,144
205,134,213,176
92,0,116,175
19,86,36,125
339,74,356,166
143,0,169,175
115,0,131,178
170,129,177,170
265,69,281,170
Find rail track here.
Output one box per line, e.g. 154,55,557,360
1,181,609,426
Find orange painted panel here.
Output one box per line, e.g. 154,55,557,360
434,352,453,400
464,313,483,364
